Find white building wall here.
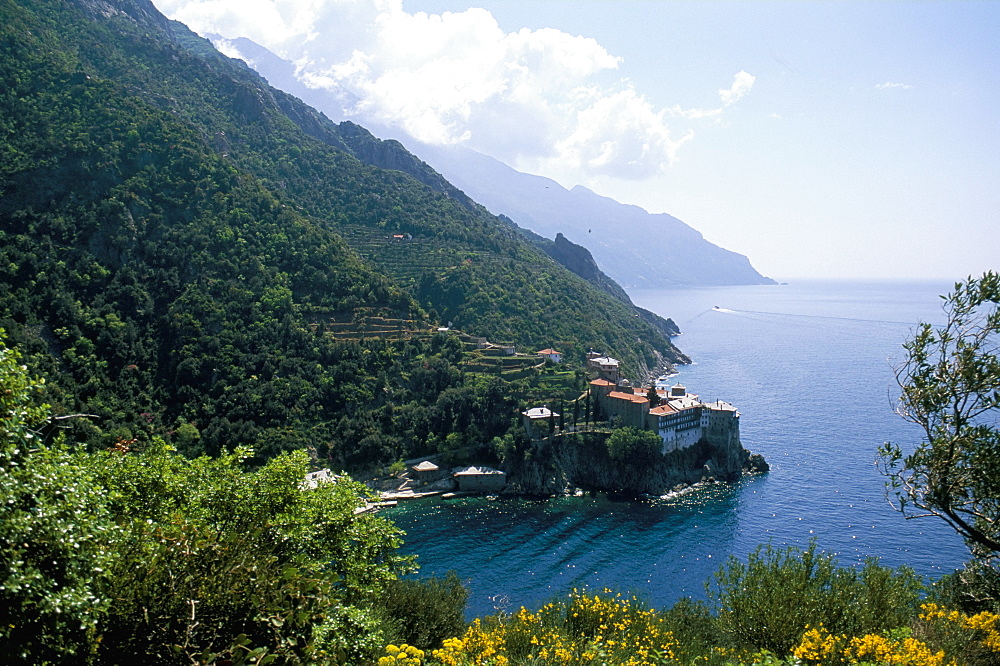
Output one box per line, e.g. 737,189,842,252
659,405,740,454
659,426,704,453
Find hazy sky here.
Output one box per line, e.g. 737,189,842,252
152,0,999,281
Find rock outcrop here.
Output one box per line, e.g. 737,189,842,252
502,431,766,497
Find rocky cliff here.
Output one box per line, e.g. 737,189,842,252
518,228,683,342
502,431,767,497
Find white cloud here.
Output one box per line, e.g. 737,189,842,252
666,105,723,120
876,81,913,90
212,37,250,63
332,8,623,149
719,70,755,106
154,0,750,180
553,89,694,179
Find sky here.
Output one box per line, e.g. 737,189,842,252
151,0,1000,281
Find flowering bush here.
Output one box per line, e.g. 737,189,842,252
918,603,1000,651
786,604,1000,666
379,643,426,666
417,597,1000,665
792,624,948,665
914,603,1000,665
425,589,676,665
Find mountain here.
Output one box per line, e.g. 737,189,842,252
517,228,680,337
412,143,777,289
0,0,686,467
217,36,774,289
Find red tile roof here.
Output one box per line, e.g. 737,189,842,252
608,391,649,404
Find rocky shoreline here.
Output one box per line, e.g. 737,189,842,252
501,432,768,497
365,435,768,503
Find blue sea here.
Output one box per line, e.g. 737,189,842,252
384,280,970,618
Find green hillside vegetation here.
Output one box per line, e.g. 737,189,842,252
0,0,684,466
6,336,1000,665
11,1,1000,664
0,343,418,663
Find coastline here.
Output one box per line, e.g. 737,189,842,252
366,456,768,509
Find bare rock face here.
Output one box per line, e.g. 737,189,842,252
502,431,766,497
71,0,172,31
746,453,770,473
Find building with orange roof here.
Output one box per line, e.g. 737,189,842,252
589,377,616,403
536,348,562,363
604,390,650,428
590,379,741,454
583,350,740,455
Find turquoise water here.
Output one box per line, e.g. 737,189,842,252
384,280,970,617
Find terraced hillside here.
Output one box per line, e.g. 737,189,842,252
0,0,686,466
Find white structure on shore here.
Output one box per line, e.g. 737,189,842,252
592,380,741,455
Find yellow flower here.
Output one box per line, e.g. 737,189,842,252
792,624,839,663
380,643,424,666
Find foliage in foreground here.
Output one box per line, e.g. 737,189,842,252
377,596,1000,666
709,540,922,655
376,541,997,665
381,572,471,652
880,271,1000,559
431,589,678,666
0,337,412,664
787,601,1000,666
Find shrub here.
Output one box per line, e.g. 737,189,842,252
380,572,470,650
929,560,1000,614
658,597,720,664
791,624,946,666
428,589,677,665
912,602,1000,666
312,603,394,665
709,540,923,655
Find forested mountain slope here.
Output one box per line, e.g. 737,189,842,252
213,35,774,289
0,0,685,467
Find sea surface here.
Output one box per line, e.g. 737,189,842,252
384,279,970,618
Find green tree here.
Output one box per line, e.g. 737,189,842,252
879,272,1000,558
0,335,415,664
606,426,662,465
87,443,414,664
646,385,661,408
0,336,116,663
